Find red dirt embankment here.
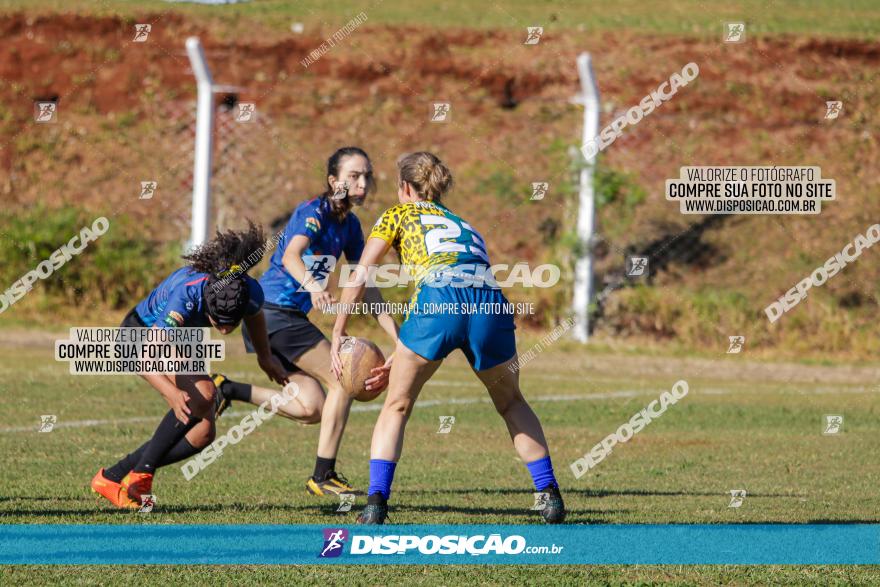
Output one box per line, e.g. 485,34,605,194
2,13,879,353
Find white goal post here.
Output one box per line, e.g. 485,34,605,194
185,36,215,250
572,52,600,343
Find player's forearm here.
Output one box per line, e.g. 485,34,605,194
332,290,360,335
281,254,323,294
140,327,184,398
243,312,272,358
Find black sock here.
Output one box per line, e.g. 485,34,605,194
104,437,203,481
158,437,202,467
221,378,253,403
133,410,199,474
367,492,386,505
313,456,336,480
104,441,150,482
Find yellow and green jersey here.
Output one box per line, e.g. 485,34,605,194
368,201,491,287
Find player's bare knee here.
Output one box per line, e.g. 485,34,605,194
289,398,322,424
187,390,215,420
385,395,414,416
177,374,216,399
301,406,322,425
195,428,216,449
494,399,512,418
188,421,216,449
197,381,217,403
308,398,325,422
304,403,325,424
494,392,526,419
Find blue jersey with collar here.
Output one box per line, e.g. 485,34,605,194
134,267,264,329
259,196,365,313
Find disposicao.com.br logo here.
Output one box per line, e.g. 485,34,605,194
318,529,563,557
319,528,349,558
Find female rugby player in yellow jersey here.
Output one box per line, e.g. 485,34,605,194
330,152,565,524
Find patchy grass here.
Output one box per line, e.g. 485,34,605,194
1,336,879,580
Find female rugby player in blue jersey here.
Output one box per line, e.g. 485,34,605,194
330,152,565,524
90,223,288,509
214,147,398,497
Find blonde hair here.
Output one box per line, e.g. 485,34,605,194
397,151,453,203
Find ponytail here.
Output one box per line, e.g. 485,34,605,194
397,151,453,203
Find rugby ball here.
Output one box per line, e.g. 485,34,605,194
338,337,386,401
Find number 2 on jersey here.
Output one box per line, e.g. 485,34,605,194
419,214,489,263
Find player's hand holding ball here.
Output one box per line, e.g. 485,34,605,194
364,353,393,393
329,330,346,381
330,333,387,401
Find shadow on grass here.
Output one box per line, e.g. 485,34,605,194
0,496,60,502
4,505,878,525
402,487,805,498
0,496,622,522
394,503,627,517
0,501,318,518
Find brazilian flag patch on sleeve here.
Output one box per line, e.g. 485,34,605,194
164,311,184,327
305,217,321,235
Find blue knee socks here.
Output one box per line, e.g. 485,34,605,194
526,456,558,490
368,459,397,499
368,456,556,499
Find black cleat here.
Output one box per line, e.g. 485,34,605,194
356,493,389,525
211,373,232,418
538,485,566,524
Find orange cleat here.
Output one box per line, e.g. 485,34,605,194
91,468,137,509
122,471,154,505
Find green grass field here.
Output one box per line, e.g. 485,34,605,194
2,330,879,583
1,0,878,37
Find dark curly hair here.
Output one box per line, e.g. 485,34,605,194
182,220,266,276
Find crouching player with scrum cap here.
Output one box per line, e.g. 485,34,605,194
90,222,288,509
